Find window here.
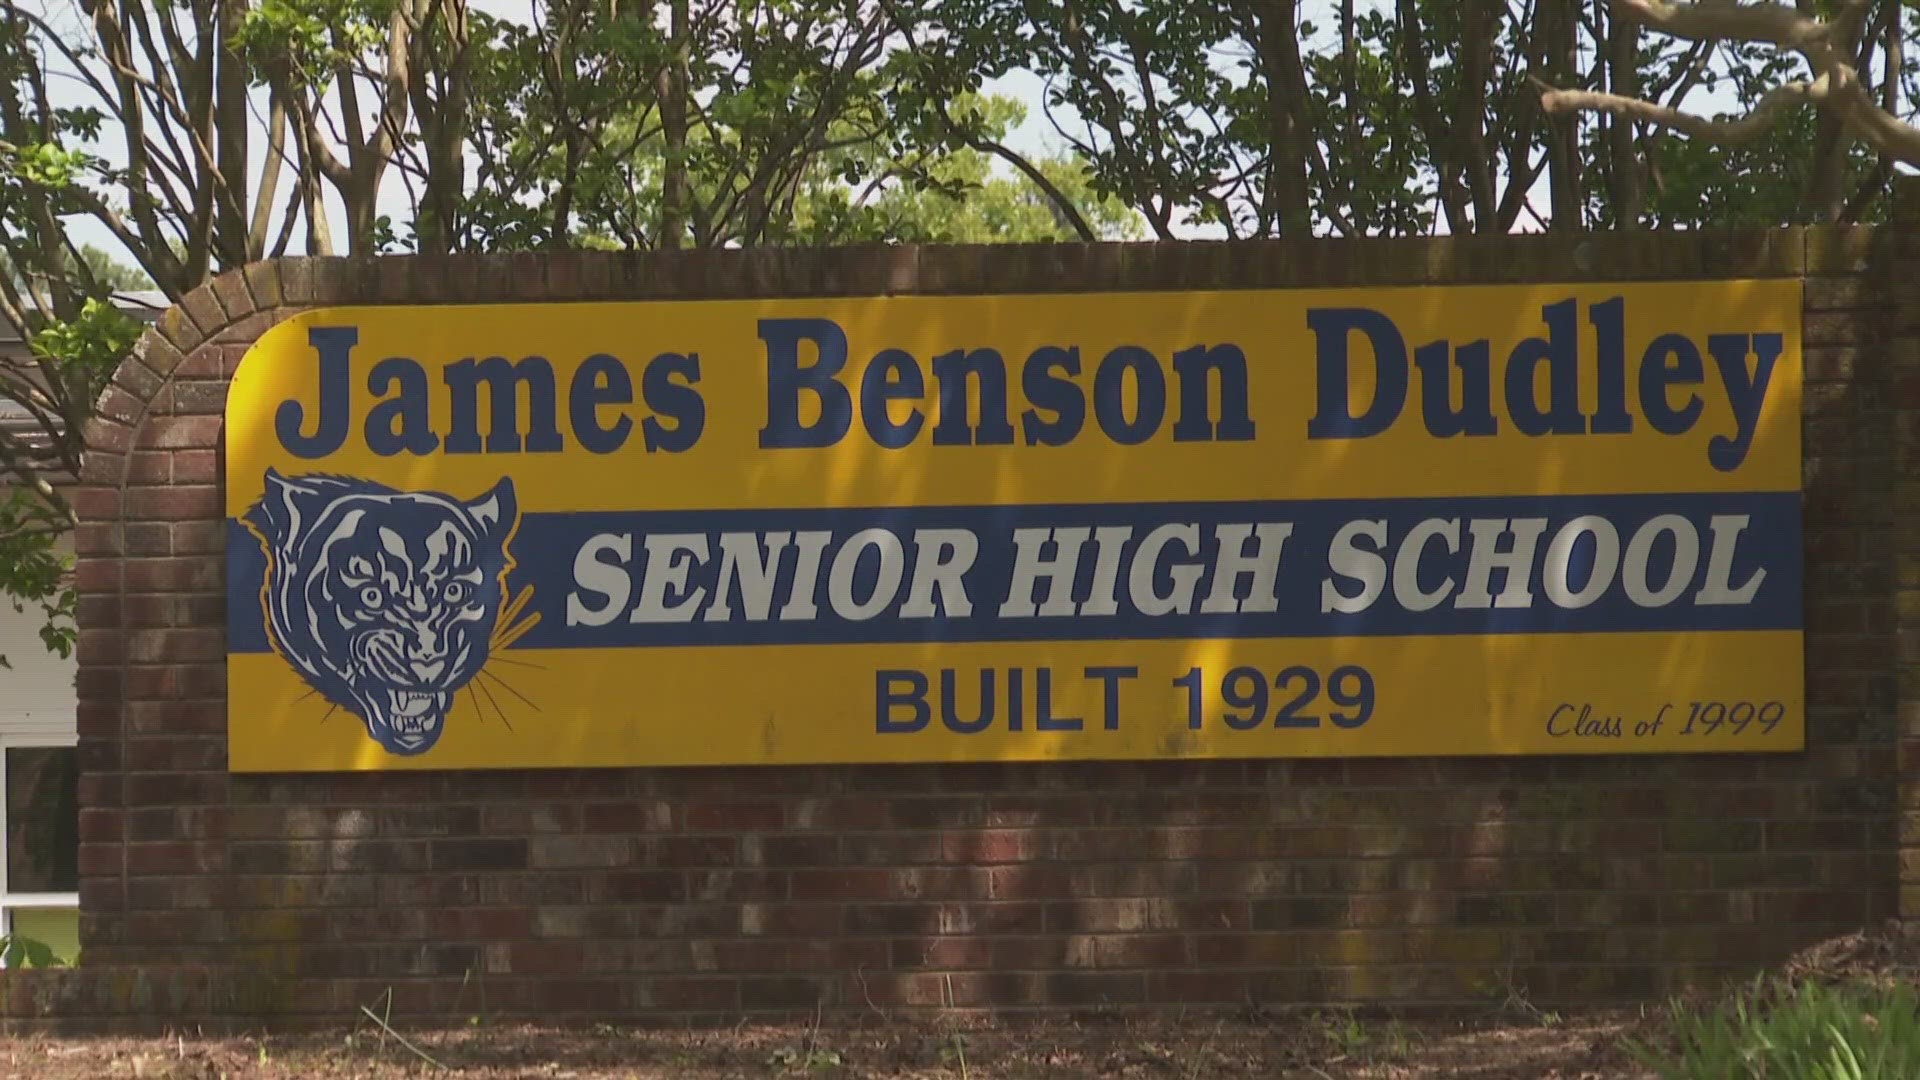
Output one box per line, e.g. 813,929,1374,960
0,572,80,966
0,739,79,964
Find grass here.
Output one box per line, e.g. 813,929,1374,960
1630,976,1920,1079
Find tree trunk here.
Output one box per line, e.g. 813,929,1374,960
1245,0,1311,237
656,0,690,249
213,0,250,266
1542,0,1582,231
1605,4,1643,229
415,0,472,254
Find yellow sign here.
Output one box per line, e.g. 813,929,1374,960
224,282,1805,772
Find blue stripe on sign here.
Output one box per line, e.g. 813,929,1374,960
225,490,1802,654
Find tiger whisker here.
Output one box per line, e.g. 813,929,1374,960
497,586,534,632
467,685,496,726
478,668,541,713
472,676,515,734
320,703,338,726
491,612,542,652
492,610,540,645
294,686,319,704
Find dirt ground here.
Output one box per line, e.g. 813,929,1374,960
0,1010,1656,1080
4,923,1916,1080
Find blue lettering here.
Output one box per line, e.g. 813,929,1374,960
1706,332,1782,472
1019,346,1084,446
941,668,995,733
860,348,925,449
1504,299,1585,437
759,317,851,448
277,326,355,458
1035,668,1082,731
877,670,930,733
1171,344,1255,442
1306,308,1407,439
1414,339,1497,438
1085,666,1137,731
1589,297,1632,434
364,356,438,456
1093,345,1166,445
931,349,1015,446
569,352,633,454
641,351,704,453
1639,333,1704,436
443,355,565,454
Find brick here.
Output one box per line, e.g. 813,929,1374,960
125,628,223,664
739,903,843,935
1043,972,1147,1006
139,415,223,450
168,381,229,416
171,520,226,553
646,977,738,1011
529,835,632,869
242,262,284,308
126,486,219,521
431,838,529,871
534,905,640,939
739,976,834,1011
124,556,222,591
582,800,674,832
685,801,785,831
583,864,691,899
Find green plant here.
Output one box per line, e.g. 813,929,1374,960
1630,978,1920,1079
765,1045,843,1072
0,933,63,968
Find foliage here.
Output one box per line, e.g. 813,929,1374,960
1630,978,1920,1080
0,932,64,969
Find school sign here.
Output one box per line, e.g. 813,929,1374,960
223,282,1804,772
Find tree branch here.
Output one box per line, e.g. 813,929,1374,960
1538,76,1816,143
1613,0,1839,49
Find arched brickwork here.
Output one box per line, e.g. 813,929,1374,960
40,218,1905,1024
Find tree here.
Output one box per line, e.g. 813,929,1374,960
1538,0,1912,227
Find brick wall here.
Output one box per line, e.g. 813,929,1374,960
48,209,1905,1023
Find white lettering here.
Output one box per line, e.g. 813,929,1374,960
1542,515,1619,609
1000,526,1090,618
705,531,790,622
1129,522,1203,616
1322,518,1387,614
1393,518,1458,613
901,528,979,618
827,528,906,621
630,533,709,623
1623,514,1698,607
1455,517,1547,609
1696,514,1765,605
566,532,632,627
1200,522,1292,614
1080,525,1134,617
778,530,833,621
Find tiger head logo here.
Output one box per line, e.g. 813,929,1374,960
243,469,519,756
